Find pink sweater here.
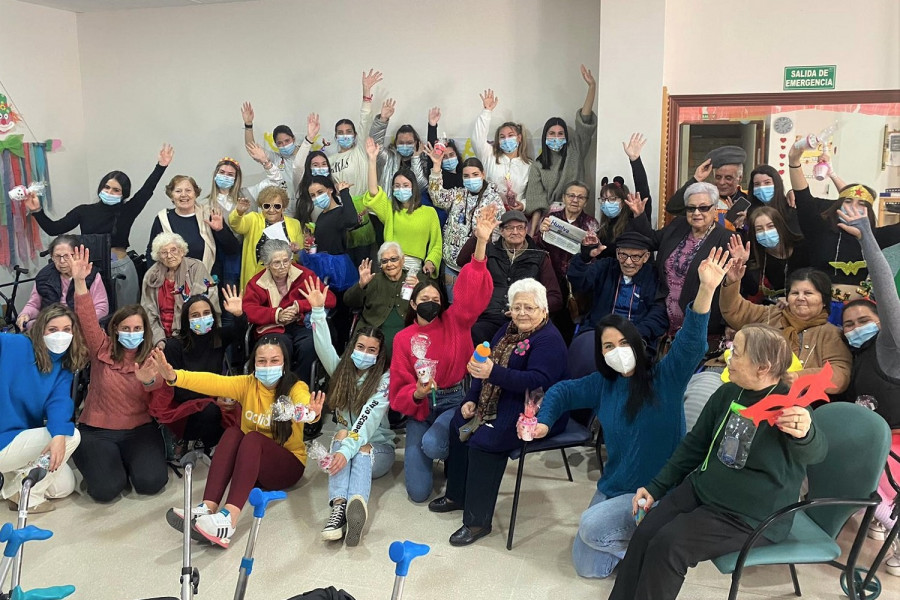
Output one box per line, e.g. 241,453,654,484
390,258,492,421
20,275,109,325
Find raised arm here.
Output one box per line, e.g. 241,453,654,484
358,68,383,139
787,138,808,193
241,102,256,146
70,245,106,354
624,134,653,215
472,89,498,162
580,64,596,118
366,137,381,198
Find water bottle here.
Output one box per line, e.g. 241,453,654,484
401,268,418,301
470,342,490,364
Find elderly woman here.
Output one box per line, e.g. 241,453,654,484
609,324,828,600
721,263,852,394
629,181,733,350
428,278,568,546
239,239,335,385
141,232,219,347
535,248,728,578
228,186,304,291
16,234,108,331
343,242,424,356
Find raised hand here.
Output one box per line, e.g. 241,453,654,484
480,88,498,111
307,113,320,140
694,158,712,182
135,353,160,385
837,203,869,239
697,247,732,289
308,390,326,418
623,133,646,161
245,141,268,164
358,258,374,288
158,143,175,167
581,231,607,258
152,347,177,382
624,192,647,217
362,68,383,96
428,106,441,126
235,196,251,216
728,234,750,262
208,210,224,232
725,256,746,285
421,141,441,164
474,204,498,242
380,98,396,121
241,101,254,126
222,284,243,317
24,191,41,212
580,64,596,87
365,137,380,161
335,181,351,193
70,245,92,281
788,135,805,163
299,277,329,309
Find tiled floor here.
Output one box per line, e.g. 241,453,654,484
11,427,900,600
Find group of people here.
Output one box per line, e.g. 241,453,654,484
1,64,898,599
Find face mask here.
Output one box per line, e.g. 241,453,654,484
313,193,332,210
754,185,775,203
397,144,415,157
99,191,122,205
463,178,483,194
415,301,441,323
394,188,413,203
189,314,214,335
601,201,622,218
255,365,283,387
336,134,355,149
546,137,567,152
604,346,636,375
43,331,73,355
278,143,296,156
311,167,330,177
846,321,880,348
755,229,780,249
215,174,235,190
499,138,519,154
442,157,459,172
117,330,144,349
351,350,377,370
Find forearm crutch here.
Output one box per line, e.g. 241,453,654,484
388,540,430,600
232,488,285,600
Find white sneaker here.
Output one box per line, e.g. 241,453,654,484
321,502,347,542
868,520,888,541
345,495,368,547
166,503,211,540
193,510,235,549
887,538,900,577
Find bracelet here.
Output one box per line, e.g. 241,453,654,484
244,123,253,129
362,95,373,102
141,377,156,386
789,164,801,168
165,374,177,385
305,136,313,144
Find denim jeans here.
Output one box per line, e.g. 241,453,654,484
403,385,464,502
328,439,395,504
572,490,638,578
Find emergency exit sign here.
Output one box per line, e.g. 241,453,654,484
783,65,836,91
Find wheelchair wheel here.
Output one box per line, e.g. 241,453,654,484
840,567,881,599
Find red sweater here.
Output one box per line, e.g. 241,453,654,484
243,263,336,335
390,257,492,421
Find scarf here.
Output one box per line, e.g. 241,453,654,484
781,307,829,351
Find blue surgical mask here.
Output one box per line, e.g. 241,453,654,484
499,138,519,154
311,167,330,177
755,229,781,249
336,135,355,149
278,143,296,156
255,365,283,387
601,201,622,218
754,185,775,203
845,322,879,348
99,191,122,205
394,188,413,203
189,314,214,335
397,144,414,157
215,174,235,190
351,350,377,370
463,178,483,194
442,157,459,171
313,193,331,209
546,137,567,151
117,330,144,349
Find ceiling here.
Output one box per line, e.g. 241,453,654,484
17,0,255,12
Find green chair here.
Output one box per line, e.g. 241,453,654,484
711,402,891,600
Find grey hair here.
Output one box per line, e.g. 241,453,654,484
563,179,591,197
150,232,189,261
50,234,80,255
684,182,720,205
260,239,293,266
507,278,548,312
377,241,404,262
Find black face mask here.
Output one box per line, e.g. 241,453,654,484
415,301,441,323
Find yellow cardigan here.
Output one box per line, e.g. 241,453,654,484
228,210,304,290
363,187,443,273
171,370,312,464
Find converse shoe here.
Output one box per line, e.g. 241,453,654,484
193,510,235,549
166,503,211,541
868,520,888,541
345,495,368,547
321,502,347,542
887,538,900,577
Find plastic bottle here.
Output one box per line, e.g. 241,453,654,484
471,341,491,364
401,268,418,300
635,498,648,525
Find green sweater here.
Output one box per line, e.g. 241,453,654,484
363,188,443,271
646,383,828,542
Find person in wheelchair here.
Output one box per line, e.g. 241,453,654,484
1,304,89,513
16,234,109,331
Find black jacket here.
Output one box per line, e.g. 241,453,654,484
35,262,99,311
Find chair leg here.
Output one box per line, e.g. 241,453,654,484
788,564,801,596
728,566,744,600
561,448,573,482
507,452,528,551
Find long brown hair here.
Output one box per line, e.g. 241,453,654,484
252,335,299,446
819,182,877,230
327,327,387,415
597,179,632,242
746,205,804,271
106,304,154,364
28,304,90,373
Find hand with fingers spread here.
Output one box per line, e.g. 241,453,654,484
624,192,647,217
150,347,177,383
428,106,441,126
580,64,596,88
235,196,251,216
307,113,320,141
335,181,351,193
241,101,255,127
697,247,732,290
725,255,746,285
208,211,224,231
380,98,396,121
70,245,92,282
158,143,175,167
246,141,268,164
365,137,380,162
480,89,498,111
581,231,606,258
24,191,41,212
623,133,647,161
474,204,498,243
728,234,750,263
837,203,869,240
694,158,713,182
135,352,161,385
222,284,243,317
362,68,383,96
422,141,442,166
299,277,330,309
358,258,374,288
308,390,326,419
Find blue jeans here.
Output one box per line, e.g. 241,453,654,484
403,386,463,502
572,490,638,578
328,438,395,504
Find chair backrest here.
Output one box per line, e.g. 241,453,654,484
79,233,115,312
805,402,891,537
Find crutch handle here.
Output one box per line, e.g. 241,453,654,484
0,524,53,558
248,488,286,518
10,584,76,600
389,540,430,576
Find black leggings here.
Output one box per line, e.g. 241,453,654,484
73,422,168,503
181,402,225,449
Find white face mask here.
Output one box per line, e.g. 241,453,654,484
604,346,636,375
44,331,74,355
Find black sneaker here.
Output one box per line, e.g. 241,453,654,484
321,502,347,541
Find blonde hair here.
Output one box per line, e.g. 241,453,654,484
492,121,532,165
28,304,90,373
739,323,792,379
206,159,243,207
257,186,289,207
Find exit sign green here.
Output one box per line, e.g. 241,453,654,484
784,65,836,91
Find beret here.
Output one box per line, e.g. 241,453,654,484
705,145,747,168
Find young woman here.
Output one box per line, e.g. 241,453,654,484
426,106,464,190
0,304,89,512
157,337,325,549
370,98,429,194
746,164,800,234
295,150,336,230
472,89,531,212
303,279,394,547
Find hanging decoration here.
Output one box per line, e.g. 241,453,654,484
0,94,21,134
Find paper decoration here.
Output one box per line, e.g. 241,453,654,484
1,138,56,267
0,94,21,134
739,362,834,426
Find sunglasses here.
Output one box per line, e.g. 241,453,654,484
262,203,283,210
685,204,714,213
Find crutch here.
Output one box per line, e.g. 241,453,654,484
388,540,430,600
0,523,75,600
8,467,45,594
232,488,286,600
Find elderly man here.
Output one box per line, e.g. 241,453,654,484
457,210,563,345
566,231,668,377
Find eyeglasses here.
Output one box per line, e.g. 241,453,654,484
503,224,527,232
565,193,588,202
51,253,73,262
685,205,714,213
617,251,648,263
511,305,540,315
269,259,291,268
380,256,401,265
158,248,182,258
600,196,620,203
262,203,283,210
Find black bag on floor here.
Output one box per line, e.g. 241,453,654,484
286,587,356,600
